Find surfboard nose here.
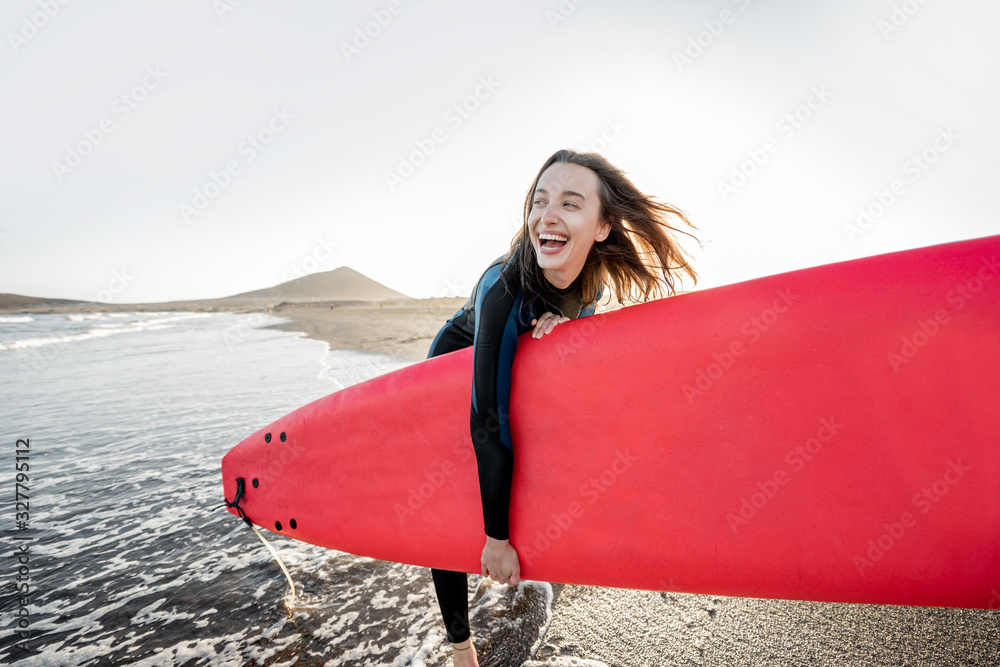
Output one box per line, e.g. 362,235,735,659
221,425,301,536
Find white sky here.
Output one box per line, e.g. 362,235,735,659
1,0,998,303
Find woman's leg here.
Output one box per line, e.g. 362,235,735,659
426,323,477,655
430,568,470,643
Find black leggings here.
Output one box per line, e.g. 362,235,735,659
431,568,471,643
427,323,475,644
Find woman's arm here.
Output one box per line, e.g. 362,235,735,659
469,265,520,542
469,270,523,584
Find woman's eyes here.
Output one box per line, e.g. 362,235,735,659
533,199,577,208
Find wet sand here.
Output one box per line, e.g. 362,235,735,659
535,585,998,666
271,300,1000,667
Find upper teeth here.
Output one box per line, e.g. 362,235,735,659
539,233,567,241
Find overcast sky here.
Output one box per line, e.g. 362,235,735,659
2,0,998,303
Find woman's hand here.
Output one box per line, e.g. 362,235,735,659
481,537,521,586
530,311,569,338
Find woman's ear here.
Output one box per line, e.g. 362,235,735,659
596,218,611,242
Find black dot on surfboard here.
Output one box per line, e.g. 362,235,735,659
265,433,271,443
275,521,282,531
252,478,258,488
280,432,286,442
290,518,297,529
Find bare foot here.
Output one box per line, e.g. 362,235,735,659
450,638,479,667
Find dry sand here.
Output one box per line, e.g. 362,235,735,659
270,300,1000,667
264,297,468,361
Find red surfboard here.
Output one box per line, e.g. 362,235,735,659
222,235,1000,609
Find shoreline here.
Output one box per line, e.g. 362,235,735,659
264,298,467,362
1,297,469,362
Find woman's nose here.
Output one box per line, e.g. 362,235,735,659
541,204,560,223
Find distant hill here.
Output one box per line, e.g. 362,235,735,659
0,293,90,310
225,266,408,303
0,267,411,313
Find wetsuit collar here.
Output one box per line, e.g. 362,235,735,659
542,271,583,295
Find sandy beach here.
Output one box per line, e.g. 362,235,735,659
267,300,1000,667
264,297,469,362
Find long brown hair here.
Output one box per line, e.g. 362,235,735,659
504,149,699,309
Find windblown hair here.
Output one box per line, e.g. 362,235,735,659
504,149,699,310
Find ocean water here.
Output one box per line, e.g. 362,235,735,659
0,312,575,666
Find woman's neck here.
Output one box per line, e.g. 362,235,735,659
542,267,582,291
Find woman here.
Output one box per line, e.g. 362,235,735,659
426,149,698,666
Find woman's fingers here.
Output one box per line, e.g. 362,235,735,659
481,539,520,585
484,563,513,585
531,312,569,338
530,314,546,337
506,560,520,587
548,316,569,333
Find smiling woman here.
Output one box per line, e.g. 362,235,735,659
509,150,699,308
423,148,699,666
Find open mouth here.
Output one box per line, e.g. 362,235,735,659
539,232,568,250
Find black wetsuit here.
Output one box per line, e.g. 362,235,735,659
428,255,600,644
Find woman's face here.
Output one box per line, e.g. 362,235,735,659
528,162,611,288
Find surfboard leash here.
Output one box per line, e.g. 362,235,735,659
223,477,253,527
249,523,298,608
222,477,298,608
